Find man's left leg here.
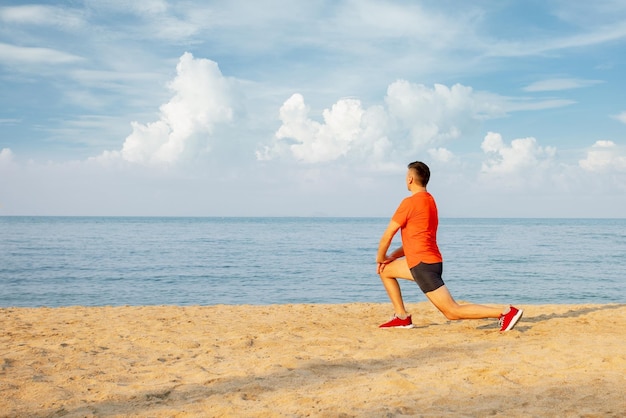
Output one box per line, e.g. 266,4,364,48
378,258,414,326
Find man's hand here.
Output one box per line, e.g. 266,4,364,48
377,257,393,274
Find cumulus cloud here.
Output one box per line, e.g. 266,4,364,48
428,147,455,163
257,93,391,164
579,140,626,172
480,132,556,174
385,81,503,149
97,52,234,165
259,80,504,165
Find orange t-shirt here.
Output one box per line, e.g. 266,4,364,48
392,191,442,268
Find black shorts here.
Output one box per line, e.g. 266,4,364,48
410,262,445,293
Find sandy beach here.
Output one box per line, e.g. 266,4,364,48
1,302,624,417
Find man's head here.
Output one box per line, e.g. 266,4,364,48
407,161,430,188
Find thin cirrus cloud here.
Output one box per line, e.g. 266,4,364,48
0,42,82,65
0,4,85,28
612,111,626,124
523,78,604,92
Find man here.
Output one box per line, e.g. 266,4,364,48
376,161,523,332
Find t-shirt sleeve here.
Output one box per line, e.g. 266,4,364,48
391,197,411,228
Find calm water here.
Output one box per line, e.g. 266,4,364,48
0,217,624,307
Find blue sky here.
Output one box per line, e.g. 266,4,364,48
1,1,625,217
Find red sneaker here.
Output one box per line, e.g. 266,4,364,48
499,306,523,332
379,314,413,329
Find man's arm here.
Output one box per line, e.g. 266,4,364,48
387,245,405,261
376,219,402,264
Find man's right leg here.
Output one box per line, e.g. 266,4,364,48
425,285,503,320
378,258,414,317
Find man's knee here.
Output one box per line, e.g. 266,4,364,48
430,297,461,320
440,307,461,320
379,273,397,283
426,286,461,320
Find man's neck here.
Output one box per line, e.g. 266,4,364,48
410,185,427,195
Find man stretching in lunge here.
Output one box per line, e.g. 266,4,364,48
376,161,523,331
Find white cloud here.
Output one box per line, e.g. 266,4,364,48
0,5,85,29
385,81,504,150
480,132,556,174
97,52,234,165
334,0,471,48
523,78,603,92
0,42,82,65
484,19,626,58
428,147,455,163
257,93,391,164
83,0,210,42
0,148,14,165
504,98,576,112
0,118,21,125
612,111,626,124
579,140,626,172
259,80,505,165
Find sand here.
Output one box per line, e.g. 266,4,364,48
1,302,624,417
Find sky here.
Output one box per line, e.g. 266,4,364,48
0,0,625,217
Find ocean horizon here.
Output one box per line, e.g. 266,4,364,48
1,216,625,307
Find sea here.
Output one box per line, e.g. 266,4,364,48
0,217,624,307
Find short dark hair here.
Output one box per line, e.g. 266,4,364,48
407,161,430,186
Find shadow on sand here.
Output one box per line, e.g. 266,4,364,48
477,303,625,332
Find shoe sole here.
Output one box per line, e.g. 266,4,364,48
380,324,414,329
501,309,523,332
